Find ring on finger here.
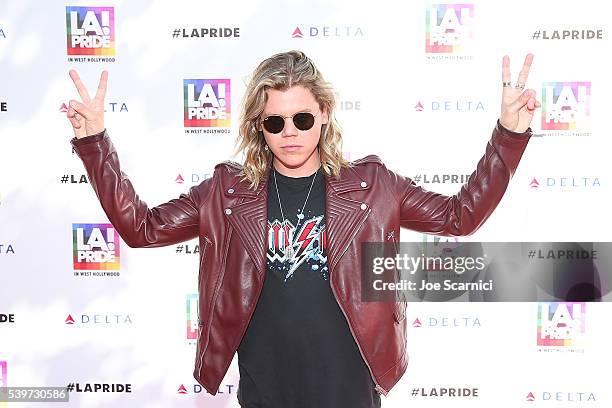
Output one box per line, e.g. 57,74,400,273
514,82,525,89
503,81,512,87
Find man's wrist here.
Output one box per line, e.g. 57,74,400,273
496,119,531,137
71,128,107,147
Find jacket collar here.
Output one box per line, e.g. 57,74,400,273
225,160,371,197
223,160,372,278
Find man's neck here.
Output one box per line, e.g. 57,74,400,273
273,154,321,178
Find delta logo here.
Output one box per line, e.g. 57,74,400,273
525,390,596,403
413,98,485,112
60,101,128,113
411,316,481,328
72,223,120,270
183,79,230,128
175,170,213,185
176,383,236,395
66,6,115,55
291,26,364,39
528,176,600,190
537,302,585,348
541,81,590,132
425,3,475,53
64,313,133,326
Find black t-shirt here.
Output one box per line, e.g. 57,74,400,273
236,165,381,408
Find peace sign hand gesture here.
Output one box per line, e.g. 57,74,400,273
67,69,108,139
499,53,541,133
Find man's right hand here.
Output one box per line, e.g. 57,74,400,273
67,69,108,139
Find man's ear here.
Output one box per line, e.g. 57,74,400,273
321,108,329,125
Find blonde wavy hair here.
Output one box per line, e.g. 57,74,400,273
233,50,352,189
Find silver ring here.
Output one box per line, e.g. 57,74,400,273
502,81,512,87
514,83,525,89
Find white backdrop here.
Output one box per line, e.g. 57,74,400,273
1,0,611,406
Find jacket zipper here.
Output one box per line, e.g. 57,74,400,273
196,236,212,377
196,236,212,325
196,324,204,373
208,245,267,391
386,230,398,253
198,229,230,379
328,206,388,396
387,230,406,322
331,281,387,395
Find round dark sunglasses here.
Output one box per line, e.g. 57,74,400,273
261,112,317,134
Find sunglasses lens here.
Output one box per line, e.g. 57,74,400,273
262,112,315,133
293,112,315,131
263,116,285,133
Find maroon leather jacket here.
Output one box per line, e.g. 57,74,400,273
70,119,531,396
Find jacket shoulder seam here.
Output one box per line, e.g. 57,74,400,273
351,154,383,166
215,160,242,171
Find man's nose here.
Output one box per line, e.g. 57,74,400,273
282,117,298,137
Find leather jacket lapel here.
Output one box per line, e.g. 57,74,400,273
326,166,372,273
224,166,269,277
223,162,372,279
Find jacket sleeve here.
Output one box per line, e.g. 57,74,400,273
384,119,532,236
70,129,207,248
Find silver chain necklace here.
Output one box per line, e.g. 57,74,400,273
272,166,318,263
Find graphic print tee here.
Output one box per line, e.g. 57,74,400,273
236,165,381,408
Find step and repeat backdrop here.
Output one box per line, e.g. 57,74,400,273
1,0,611,407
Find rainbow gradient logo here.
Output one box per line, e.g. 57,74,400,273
183,79,231,127
0,361,6,385
72,223,120,270
0,360,6,407
537,302,585,347
186,293,199,341
425,3,474,53
66,6,115,55
541,81,591,131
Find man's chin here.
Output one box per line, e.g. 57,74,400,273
277,157,307,169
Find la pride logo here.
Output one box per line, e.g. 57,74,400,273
541,81,591,131
66,6,115,55
183,79,231,127
72,223,120,270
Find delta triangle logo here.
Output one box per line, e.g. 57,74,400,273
176,174,185,184
177,384,188,394
412,318,422,328
292,27,303,38
65,314,75,325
